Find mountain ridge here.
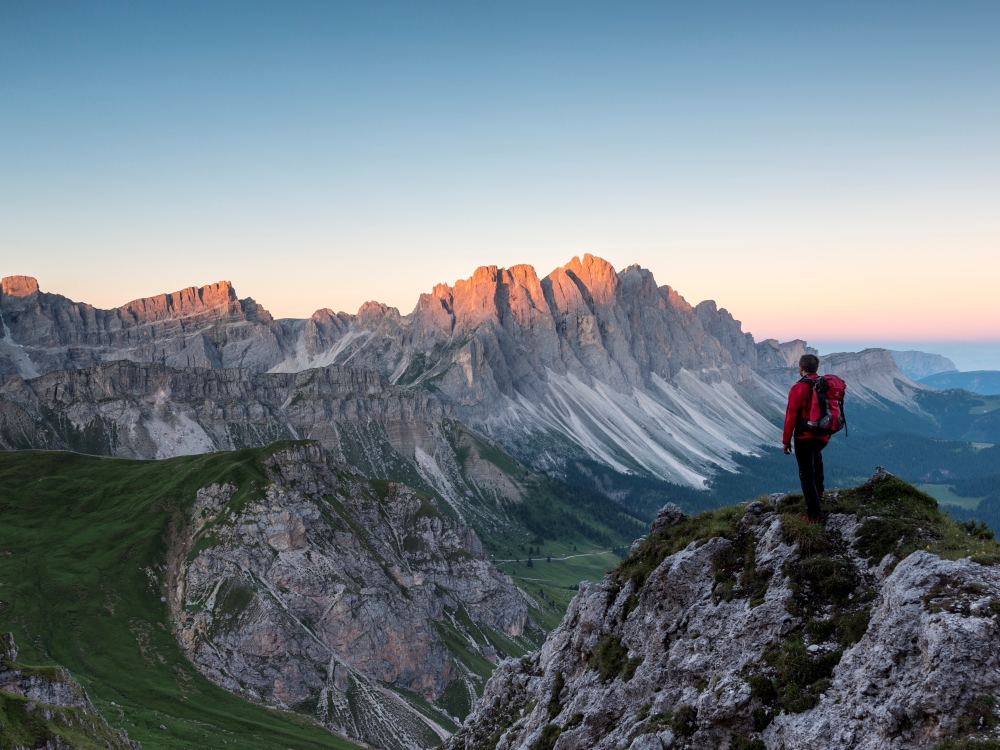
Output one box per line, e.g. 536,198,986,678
0,257,950,489
921,370,1000,396
891,350,958,381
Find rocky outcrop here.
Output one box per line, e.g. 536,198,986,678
168,443,534,749
0,632,141,749
447,471,1000,750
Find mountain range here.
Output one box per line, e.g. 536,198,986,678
890,350,957,381
0,256,956,491
4,256,1000,750
920,370,1000,396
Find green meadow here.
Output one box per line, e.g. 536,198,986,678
494,542,620,630
0,446,361,750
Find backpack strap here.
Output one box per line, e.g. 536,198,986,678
795,377,815,434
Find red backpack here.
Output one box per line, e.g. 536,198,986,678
800,374,848,436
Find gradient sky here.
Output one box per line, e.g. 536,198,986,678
2,2,998,359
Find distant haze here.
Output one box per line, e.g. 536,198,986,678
816,342,1000,372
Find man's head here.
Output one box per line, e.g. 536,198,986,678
799,354,820,375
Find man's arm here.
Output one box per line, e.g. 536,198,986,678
782,382,804,451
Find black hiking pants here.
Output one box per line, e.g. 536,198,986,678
794,437,826,519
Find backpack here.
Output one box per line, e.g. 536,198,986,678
798,374,847,436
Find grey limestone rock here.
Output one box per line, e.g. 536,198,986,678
650,502,686,533
446,473,1000,750
0,260,797,487
267,256,785,486
0,360,533,536
0,276,289,377
169,443,533,750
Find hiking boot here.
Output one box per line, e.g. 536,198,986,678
799,514,821,524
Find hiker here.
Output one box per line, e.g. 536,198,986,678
783,354,846,522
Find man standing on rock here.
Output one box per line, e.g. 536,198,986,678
783,353,829,522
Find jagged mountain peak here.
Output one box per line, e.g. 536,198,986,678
0,275,285,375
0,275,271,323
0,275,40,298
119,279,278,325
407,254,634,325
118,279,244,319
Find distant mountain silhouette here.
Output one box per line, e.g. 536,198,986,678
921,370,1000,395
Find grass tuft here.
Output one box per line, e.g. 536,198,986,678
528,723,562,750
671,704,698,737
587,635,641,684
931,695,1000,750
614,504,747,592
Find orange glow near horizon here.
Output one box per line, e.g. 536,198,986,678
3,252,1000,341
9,205,999,344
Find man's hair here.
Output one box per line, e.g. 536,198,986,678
799,354,820,373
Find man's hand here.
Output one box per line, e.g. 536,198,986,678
783,443,792,455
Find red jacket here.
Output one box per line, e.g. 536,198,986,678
783,373,830,445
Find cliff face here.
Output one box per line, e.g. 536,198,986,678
0,360,441,458
169,443,533,749
447,471,1000,750
891,351,958,381
272,256,782,486
0,276,290,377
0,361,534,533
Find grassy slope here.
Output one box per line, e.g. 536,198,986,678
0,687,126,750
0,446,362,750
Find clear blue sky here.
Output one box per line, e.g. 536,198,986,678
2,2,998,357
